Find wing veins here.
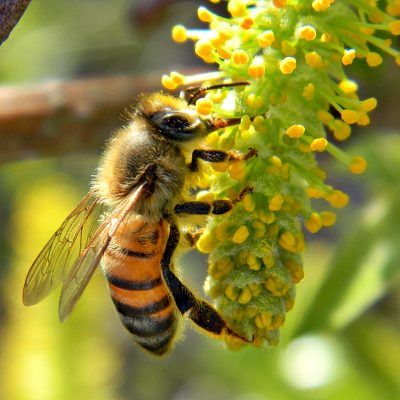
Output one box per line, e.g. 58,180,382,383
58,181,148,321
23,192,101,305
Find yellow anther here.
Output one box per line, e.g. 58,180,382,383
228,162,246,181
258,210,275,224
339,79,358,94
317,110,334,124
195,97,214,116
161,75,177,90
366,52,383,67
342,49,356,65
217,45,232,59
280,51,297,67
253,115,265,130
232,225,249,243
261,311,273,327
218,258,234,274
270,155,282,168
269,193,284,211
279,231,298,253
242,193,256,212
361,97,377,112
389,20,400,35
304,212,322,233
197,6,214,22
387,4,400,17
303,83,315,100
246,94,264,109
195,39,214,59
299,25,317,41
306,187,324,198
331,120,351,141
305,51,322,68
320,211,337,227
211,36,225,48
225,284,238,301
231,49,250,65
170,71,185,85
248,258,261,271
215,21,234,39
286,259,304,283
357,113,370,126
172,25,187,43
196,233,215,253
349,156,367,174
227,0,247,17
271,314,285,329
272,0,287,8
327,190,350,208
320,32,331,42
265,275,289,296
248,57,265,79
262,252,275,268
195,190,215,202
238,287,252,304
212,160,229,172
255,315,264,329
310,137,328,152
239,114,252,131
341,109,360,124
257,30,275,47
240,17,254,30
312,0,333,12
286,124,305,138
368,10,385,24
246,253,258,266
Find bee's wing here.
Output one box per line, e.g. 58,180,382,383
23,191,103,306
58,181,148,321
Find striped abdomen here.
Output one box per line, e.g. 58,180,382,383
103,216,178,355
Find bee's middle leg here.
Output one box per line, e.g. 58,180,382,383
174,200,233,216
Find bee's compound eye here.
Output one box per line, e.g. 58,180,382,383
161,115,191,130
150,111,203,141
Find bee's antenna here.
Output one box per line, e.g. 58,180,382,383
182,81,250,106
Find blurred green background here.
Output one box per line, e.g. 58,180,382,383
0,1,399,399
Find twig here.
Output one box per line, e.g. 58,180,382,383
0,74,163,163
0,0,31,45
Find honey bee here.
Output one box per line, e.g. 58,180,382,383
23,82,255,355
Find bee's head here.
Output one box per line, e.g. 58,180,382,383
136,92,209,142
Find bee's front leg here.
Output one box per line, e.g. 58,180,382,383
189,148,257,171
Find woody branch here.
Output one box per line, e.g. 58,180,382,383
0,0,31,45
0,75,163,163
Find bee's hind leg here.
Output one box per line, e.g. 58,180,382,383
161,221,251,343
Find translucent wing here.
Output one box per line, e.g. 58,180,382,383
58,181,148,321
23,191,103,306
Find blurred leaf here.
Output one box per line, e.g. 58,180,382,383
294,134,400,335
344,314,400,395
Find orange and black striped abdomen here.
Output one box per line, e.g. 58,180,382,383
103,217,178,355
